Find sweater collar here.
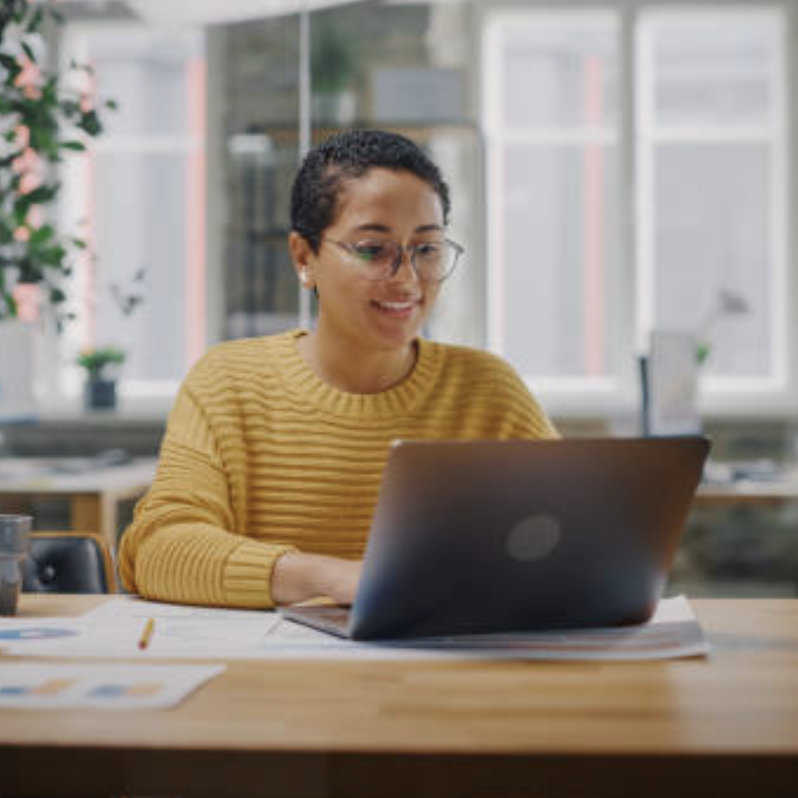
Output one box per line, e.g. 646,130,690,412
276,329,441,419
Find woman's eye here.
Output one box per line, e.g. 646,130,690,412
416,243,441,259
353,242,389,262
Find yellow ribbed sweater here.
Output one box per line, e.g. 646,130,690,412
118,329,557,608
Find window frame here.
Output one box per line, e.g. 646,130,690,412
481,0,797,420
483,8,634,419
55,20,206,410
636,6,791,405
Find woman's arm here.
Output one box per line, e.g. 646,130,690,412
119,364,363,609
118,367,298,608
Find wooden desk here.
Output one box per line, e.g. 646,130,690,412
0,457,156,550
1,595,797,798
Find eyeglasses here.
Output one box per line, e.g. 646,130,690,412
321,237,464,282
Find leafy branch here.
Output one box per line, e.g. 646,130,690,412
0,0,116,323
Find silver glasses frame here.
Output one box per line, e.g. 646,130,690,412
322,237,464,282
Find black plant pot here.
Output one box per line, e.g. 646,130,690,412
84,379,117,410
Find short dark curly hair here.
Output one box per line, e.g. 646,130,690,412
290,129,451,252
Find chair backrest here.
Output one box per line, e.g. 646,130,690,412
21,532,116,594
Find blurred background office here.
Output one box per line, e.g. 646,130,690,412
0,0,796,596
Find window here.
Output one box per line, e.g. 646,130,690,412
59,24,205,400
484,4,791,416
485,12,624,412
637,10,787,398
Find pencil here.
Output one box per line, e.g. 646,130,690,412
138,617,155,650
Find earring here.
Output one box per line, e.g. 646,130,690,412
299,269,309,286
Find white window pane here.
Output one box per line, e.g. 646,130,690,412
59,25,204,396
487,14,622,389
93,152,188,380
502,143,621,378
654,143,771,377
649,16,777,127
502,19,618,128
88,33,198,137
639,9,785,392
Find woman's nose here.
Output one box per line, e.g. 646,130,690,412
390,246,420,282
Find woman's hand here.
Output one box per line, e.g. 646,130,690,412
271,552,362,606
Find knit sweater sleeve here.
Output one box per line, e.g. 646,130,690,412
502,364,560,440
449,347,559,440
117,357,296,609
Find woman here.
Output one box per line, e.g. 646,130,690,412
119,129,557,609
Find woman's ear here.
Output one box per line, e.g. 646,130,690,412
289,231,316,290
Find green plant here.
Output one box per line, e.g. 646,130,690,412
311,19,359,94
73,268,144,385
695,288,749,365
0,0,115,323
76,346,125,381
109,266,145,316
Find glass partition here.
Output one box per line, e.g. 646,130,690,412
216,1,482,347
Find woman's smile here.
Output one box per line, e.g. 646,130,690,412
370,296,422,320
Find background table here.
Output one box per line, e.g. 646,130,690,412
0,457,156,550
695,464,798,506
695,475,798,505
1,595,797,797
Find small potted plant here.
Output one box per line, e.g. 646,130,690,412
311,19,359,124
74,268,144,411
77,346,125,410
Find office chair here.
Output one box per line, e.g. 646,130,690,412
21,531,117,594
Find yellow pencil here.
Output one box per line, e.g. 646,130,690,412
138,617,156,650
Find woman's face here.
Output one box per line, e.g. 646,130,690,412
296,167,446,355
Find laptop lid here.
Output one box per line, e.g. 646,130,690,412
283,436,710,641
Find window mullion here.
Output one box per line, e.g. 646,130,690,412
634,8,656,358
619,3,640,404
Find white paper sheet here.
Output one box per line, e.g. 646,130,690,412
0,598,281,658
261,594,709,661
0,662,224,709
81,597,276,625
1,595,708,661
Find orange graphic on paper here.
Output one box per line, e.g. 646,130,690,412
32,679,74,695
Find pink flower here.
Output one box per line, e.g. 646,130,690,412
20,172,41,194
14,57,41,96
12,145,37,174
12,147,42,196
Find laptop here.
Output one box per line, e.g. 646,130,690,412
279,436,710,640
